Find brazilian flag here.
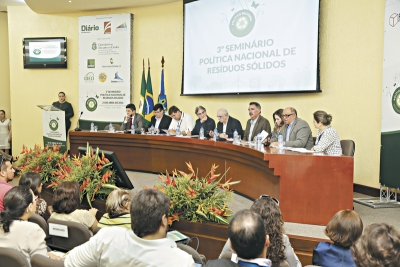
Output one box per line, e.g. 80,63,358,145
139,62,146,117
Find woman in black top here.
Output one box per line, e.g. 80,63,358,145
52,91,74,137
188,106,215,138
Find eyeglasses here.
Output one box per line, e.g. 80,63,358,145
282,113,294,118
197,111,206,116
259,194,279,206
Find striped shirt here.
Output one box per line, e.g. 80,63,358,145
98,212,131,229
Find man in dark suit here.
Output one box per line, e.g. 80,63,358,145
270,107,313,149
120,104,144,133
150,103,172,132
209,108,243,139
243,102,271,141
206,209,272,267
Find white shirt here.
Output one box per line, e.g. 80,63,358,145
168,112,194,132
64,227,195,267
155,116,162,129
0,220,48,266
248,116,259,141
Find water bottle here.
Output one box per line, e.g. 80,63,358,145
233,129,238,144
199,126,204,140
90,122,94,132
278,132,283,148
176,124,181,136
257,132,262,146
213,127,218,141
150,125,155,135
131,124,135,134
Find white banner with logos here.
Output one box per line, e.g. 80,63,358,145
42,110,66,153
78,14,133,127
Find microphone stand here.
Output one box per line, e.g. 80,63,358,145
75,111,83,131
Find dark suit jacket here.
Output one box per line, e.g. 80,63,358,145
120,113,144,132
243,115,271,141
206,259,244,267
217,116,243,138
282,117,313,149
312,242,356,267
150,114,172,130
191,116,216,137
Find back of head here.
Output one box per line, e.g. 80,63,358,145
52,181,80,214
106,189,132,216
19,172,42,196
313,110,332,126
325,209,363,247
251,197,284,263
130,189,170,238
228,209,266,259
352,223,400,267
0,186,33,232
0,159,9,173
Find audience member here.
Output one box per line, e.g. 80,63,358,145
0,186,60,263
210,108,243,139
271,109,284,141
312,210,363,267
207,209,272,267
311,110,342,155
0,110,11,155
352,222,400,267
168,105,195,134
120,103,144,132
188,106,216,138
270,107,313,149
64,189,195,267
243,102,271,141
19,172,49,220
98,189,131,229
0,159,15,211
150,103,172,132
50,181,98,232
220,196,301,267
52,92,74,138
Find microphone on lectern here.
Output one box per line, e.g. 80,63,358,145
75,111,83,131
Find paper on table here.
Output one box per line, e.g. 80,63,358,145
260,130,269,141
288,148,315,153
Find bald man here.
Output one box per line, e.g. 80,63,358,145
270,107,313,149
209,108,243,139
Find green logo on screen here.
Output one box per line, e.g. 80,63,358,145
229,9,256,37
49,119,58,131
392,87,400,114
33,49,41,55
86,98,98,112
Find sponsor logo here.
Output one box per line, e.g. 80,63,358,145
392,87,400,114
86,98,98,112
92,42,97,50
110,58,114,64
87,59,95,68
116,22,127,31
49,119,58,131
99,72,107,82
104,21,111,34
84,72,95,83
111,71,124,83
229,9,256,37
33,49,41,55
81,25,100,32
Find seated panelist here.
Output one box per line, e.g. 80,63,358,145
187,106,215,138
209,108,243,139
311,111,342,155
120,103,144,133
270,107,313,149
150,103,172,132
168,105,194,135
243,102,271,141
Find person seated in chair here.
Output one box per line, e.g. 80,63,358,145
150,103,172,133
120,103,144,132
98,189,131,229
19,172,49,220
64,189,195,267
207,209,272,267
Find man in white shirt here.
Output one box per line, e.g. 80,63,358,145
168,105,194,134
64,189,195,267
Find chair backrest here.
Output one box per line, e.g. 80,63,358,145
104,124,121,131
177,243,204,264
220,251,233,260
47,218,92,252
340,140,355,156
31,254,65,267
28,214,51,242
0,247,30,267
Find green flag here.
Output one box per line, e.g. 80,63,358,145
138,60,146,116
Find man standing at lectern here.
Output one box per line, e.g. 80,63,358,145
120,104,144,132
270,107,313,149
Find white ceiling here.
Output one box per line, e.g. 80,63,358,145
0,0,179,14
